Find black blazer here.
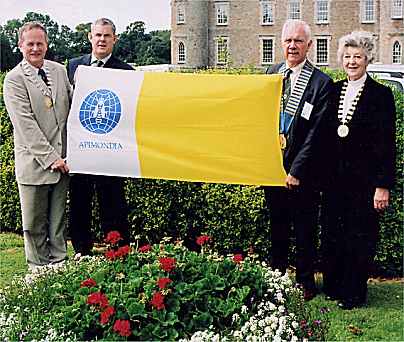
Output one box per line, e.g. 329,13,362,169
323,75,396,190
67,54,133,85
267,63,332,185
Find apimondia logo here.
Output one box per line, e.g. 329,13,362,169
79,89,121,134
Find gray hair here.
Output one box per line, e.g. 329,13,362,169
337,31,375,64
281,19,312,42
91,17,116,34
18,21,48,45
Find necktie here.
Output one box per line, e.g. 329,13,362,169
282,68,292,110
279,68,293,150
92,60,104,67
38,68,49,86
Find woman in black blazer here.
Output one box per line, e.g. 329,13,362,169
321,31,396,310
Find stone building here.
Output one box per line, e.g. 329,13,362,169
170,0,404,69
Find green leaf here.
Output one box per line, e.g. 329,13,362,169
126,299,147,318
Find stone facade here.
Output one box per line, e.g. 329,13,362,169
170,0,404,69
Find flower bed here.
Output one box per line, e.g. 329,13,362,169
0,233,328,341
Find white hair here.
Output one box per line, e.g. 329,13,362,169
337,31,376,64
281,19,312,41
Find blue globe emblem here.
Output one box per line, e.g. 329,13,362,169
79,89,121,134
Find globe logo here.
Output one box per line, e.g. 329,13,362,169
79,89,121,134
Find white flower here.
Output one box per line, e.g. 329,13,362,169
232,313,240,323
241,305,248,314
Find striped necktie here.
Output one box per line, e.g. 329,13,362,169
38,68,49,86
282,68,292,110
92,60,104,67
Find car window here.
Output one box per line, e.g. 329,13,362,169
383,79,403,92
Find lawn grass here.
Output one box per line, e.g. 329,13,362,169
0,232,402,341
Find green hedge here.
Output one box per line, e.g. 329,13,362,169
0,69,402,276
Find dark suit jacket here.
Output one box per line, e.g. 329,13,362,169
67,54,133,85
267,63,332,186
323,75,396,190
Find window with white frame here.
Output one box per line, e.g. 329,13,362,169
288,0,301,19
391,0,403,18
177,4,185,24
392,41,402,64
316,0,329,23
261,1,274,25
178,42,186,64
362,0,375,22
216,2,229,25
261,38,274,64
316,38,329,65
216,37,229,65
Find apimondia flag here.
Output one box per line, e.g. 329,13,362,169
67,66,286,186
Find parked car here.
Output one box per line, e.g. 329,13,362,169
367,64,404,78
367,64,404,92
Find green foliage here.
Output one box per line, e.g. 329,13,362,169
0,236,326,341
0,72,21,231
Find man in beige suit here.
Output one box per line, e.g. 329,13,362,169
3,22,71,270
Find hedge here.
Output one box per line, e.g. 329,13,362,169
0,69,402,276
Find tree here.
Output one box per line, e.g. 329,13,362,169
138,30,171,65
0,27,19,71
70,23,91,57
115,21,148,64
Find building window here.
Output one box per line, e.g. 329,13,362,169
316,38,329,65
177,4,185,24
361,0,375,23
261,1,274,25
216,37,229,65
178,42,186,64
261,38,274,64
216,2,229,25
288,0,301,19
391,0,403,18
392,41,402,64
316,0,329,23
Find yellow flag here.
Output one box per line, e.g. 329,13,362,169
136,73,286,186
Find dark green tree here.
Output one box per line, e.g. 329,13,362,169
138,30,171,65
70,23,91,57
115,21,148,63
0,27,19,71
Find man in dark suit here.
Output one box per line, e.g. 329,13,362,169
67,18,133,255
264,19,332,300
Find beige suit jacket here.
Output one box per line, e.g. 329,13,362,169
4,59,72,185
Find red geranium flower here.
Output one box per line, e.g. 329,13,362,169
113,319,131,337
150,291,165,310
159,257,176,272
233,254,243,263
196,235,211,246
80,278,97,288
157,277,172,289
105,249,117,260
115,245,131,258
105,231,122,245
87,291,109,308
138,244,151,253
100,305,115,325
